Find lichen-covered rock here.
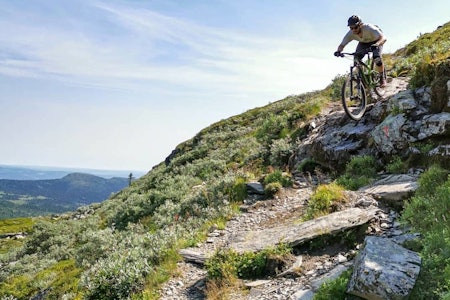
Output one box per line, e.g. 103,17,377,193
347,236,421,300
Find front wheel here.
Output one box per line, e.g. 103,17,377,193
341,76,367,121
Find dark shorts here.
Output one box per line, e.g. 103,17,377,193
355,41,383,60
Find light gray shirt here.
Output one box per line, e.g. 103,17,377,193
340,23,383,46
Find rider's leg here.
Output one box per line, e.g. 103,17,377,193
372,45,386,87
355,42,370,60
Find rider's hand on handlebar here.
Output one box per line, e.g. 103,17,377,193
334,51,342,57
370,45,379,51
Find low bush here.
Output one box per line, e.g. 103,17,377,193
386,156,408,174
304,183,346,220
313,268,352,300
264,182,282,197
264,170,293,187
336,155,378,190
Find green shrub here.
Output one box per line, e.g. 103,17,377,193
304,183,345,220
81,227,176,299
228,177,248,202
414,164,449,198
255,113,289,144
313,268,352,300
269,137,294,168
335,175,371,191
386,156,407,174
264,170,293,187
326,74,347,101
336,155,378,190
297,158,320,173
344,155,378,177
264,182,282,197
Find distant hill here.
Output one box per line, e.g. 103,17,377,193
0,164,146,180
0,173,129,219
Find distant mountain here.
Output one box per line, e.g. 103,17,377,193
0,172,129,219
0,164,146,180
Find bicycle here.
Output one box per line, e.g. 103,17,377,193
337,50,387,120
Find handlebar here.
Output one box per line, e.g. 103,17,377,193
335,49,375,58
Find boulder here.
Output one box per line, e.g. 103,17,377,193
347,236,421,300
418,112,450,139
371,114,410,154
359,174,418,207
246,182,265,195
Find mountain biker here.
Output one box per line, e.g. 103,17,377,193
334,15,387,87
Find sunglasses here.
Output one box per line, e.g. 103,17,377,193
350,26,358,30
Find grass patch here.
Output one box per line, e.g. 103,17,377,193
0,259,82,299
0,217,34,234
303,183,346,220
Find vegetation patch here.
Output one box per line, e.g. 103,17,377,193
401,165,450,299
336,155,378,190
0,217,34,234
263,170,293,197
386,156,408,174
313,268,353,300
206,244,292,280
303,183,346,220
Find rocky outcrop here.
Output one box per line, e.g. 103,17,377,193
291,77,410,171
292,77,450,173
347,236,421,300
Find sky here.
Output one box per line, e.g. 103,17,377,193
1,0,449,172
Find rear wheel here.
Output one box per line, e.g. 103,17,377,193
370,59,387,98
373,69,387,98
341,75,366,121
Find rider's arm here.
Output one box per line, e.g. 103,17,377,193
336,31,354,52
373,34,387,47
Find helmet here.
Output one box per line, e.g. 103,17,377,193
347,15,362,27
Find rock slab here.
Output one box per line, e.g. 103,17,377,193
347,236,421,300
228,207,379,253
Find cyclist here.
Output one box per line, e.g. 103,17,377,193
334,15,387,87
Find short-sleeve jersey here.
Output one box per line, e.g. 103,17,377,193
340,23,383,46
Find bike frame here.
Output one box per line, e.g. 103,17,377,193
352,53,378,90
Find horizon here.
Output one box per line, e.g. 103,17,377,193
1,0,449,172
0,164,146,180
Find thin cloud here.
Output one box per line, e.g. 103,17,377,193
0,1,330,97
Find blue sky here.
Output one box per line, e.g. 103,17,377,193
1,0,449,172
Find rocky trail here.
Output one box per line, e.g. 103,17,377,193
159,77,421,300
159,175,418,300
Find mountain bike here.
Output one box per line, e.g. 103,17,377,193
337,50,387,120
